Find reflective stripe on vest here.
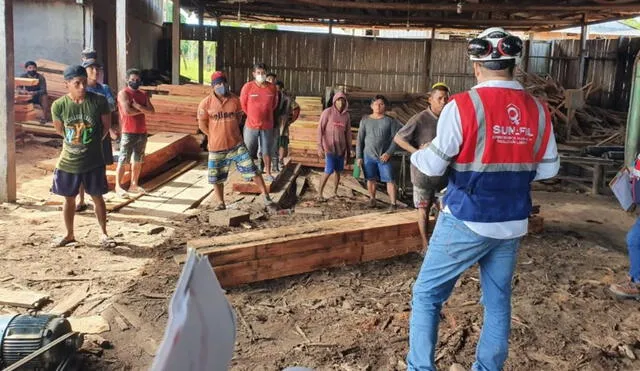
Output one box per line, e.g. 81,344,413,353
451,88,549,173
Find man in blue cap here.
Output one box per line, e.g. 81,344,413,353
50,65,116,249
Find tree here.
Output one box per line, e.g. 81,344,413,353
164,0,187,23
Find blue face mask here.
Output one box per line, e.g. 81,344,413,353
214,85,228,96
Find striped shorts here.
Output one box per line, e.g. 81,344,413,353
208,144,257,184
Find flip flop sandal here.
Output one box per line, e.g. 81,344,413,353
116,190,130,199
75,203,88,212
264,175,275,182
131,187,146,194
51,236,76,248
214,203,226,211
100,236,117,249
316,196,327,203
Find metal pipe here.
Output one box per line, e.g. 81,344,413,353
625,51,640,168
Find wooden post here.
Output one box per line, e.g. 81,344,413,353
83,1,94,51
523,32,533,73
577,14,588,88
197,2,204,84
172,0,181,84
0,0,15,202
116,0,127,93
592,164,603,195
325,20,334,89
428,27,436,88
215,18,223,72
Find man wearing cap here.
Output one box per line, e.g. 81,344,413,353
198,71,274,210
394,82,450,251
50,65,115,248
116,68,155,197
74,57,118,212
407,28,559,370
20,61,50,123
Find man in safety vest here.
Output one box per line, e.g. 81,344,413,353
406,28,560,371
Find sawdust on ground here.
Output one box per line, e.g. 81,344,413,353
2,140,639,370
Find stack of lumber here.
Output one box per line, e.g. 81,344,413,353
140,84,210,135
35,59,67,100
339,87,428,127
386,97,429,125
288,96,329,168
36,132,200,190
177,211,426,287
516,68,626,145
14,77,40,122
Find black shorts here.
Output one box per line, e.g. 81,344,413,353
51,166,108,197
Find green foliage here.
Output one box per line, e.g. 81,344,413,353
164,0,187,23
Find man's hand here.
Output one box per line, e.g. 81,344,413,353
419,142,430,150
357,158,364,168
317,149,324,158
380,153,391,163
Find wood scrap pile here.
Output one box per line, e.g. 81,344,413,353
35,59,67,100
516,68,626,145
14,77,40,122
341,87,428,127
140,84,210,135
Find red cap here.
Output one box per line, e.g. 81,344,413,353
211,71,227,85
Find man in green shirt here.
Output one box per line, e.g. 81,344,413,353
50,65,116,248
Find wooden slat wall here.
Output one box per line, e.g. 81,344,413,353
172,24,639,109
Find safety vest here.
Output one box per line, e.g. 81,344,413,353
443,87,552,223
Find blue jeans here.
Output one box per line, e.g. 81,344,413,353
628,216,640,282
407,212,520,371
244,126,274,160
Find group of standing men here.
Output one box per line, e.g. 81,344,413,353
24,50,154,248
197,64,299,211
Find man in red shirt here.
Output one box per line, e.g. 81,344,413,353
116,68,155,197
240,63,279,181
198,71,274,210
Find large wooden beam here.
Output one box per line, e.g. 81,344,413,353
116,0,127,93
198,2,204,84
282,0,640,13
172,0,181,84
178,211,426,287
210,4,579,27
0,0,16,203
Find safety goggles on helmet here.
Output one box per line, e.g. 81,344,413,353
467,27,523,61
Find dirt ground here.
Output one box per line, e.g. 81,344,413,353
2,140,640,371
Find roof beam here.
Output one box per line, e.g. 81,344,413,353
214,4,579,27
280,0,640,13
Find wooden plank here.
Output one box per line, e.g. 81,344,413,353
47,284,90,316
340,175,407,207
0,287,49,309
272,163,302,206
68,315,110,334
120,165,212,217
0,0,15,202
105,160,198,212
209,210,250,227
112,302,144,330
18,122,58,137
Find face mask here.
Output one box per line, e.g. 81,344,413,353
255,75,266,83
214,85,228,96
128,80,141,90
27,71,37,77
